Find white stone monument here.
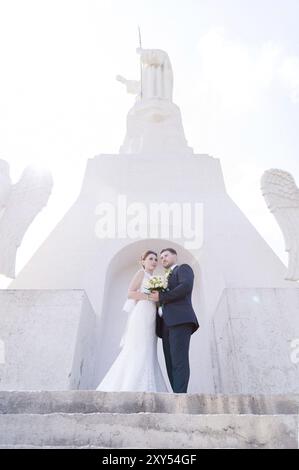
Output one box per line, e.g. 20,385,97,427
1,47,299,395
116,47,193,155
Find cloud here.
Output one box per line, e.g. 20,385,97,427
279,56,299,103
196,28,299,113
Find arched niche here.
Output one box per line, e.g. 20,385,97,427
93,238,207,392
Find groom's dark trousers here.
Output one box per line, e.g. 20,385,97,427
161,320,194,393
156,264,200,393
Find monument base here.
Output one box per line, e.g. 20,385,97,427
0,289,96,390
212,287,299,394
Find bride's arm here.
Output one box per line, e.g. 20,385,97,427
127,270,148,301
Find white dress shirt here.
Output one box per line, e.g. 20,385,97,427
158,264,178,317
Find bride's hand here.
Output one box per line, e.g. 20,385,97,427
139,293,149,300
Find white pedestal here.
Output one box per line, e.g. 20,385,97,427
212,288,299,394
0,289,96,390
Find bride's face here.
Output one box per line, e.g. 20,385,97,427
143,253,158,271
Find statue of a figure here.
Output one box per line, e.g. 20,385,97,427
116,47,173,101
116,46,192,155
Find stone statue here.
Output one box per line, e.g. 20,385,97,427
0,159,53,278
116,47,192,155
261,168,299,281
116,47,173,102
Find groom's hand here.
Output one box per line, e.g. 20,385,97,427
149,291,159,302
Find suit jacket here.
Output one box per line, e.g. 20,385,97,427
156,264,199,338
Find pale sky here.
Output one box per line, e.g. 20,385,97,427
0,0,299,287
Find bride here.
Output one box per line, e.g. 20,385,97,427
96,250,169,393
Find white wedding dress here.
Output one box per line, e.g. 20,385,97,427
96,271,169,392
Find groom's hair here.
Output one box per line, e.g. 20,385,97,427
160,248,177,255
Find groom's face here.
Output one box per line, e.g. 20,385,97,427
160,250,177,269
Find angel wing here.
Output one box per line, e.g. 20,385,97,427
0,165,53,278
261,168,299,281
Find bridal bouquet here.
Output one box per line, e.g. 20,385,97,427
144,270,171,293
144,275,168,293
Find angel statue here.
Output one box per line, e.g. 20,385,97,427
0,159,53,278
116,47,173,101
115,46,192,155
261,168,299,281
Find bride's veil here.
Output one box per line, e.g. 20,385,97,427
119,269,146,347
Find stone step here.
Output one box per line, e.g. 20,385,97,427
0,412,298,449
1,391,298,415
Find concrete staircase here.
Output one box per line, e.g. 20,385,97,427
0,391,298,448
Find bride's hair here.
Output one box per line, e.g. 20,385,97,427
140,250,158,269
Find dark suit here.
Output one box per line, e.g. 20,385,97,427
156,264,199,393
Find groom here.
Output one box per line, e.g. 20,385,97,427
149,248,199,393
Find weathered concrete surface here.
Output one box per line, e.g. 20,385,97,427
0,412,298,449
0,290,97,390
212,288,299,394
0,391,298,449
0,391,298,415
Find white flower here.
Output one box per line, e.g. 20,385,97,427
145,274,168,292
